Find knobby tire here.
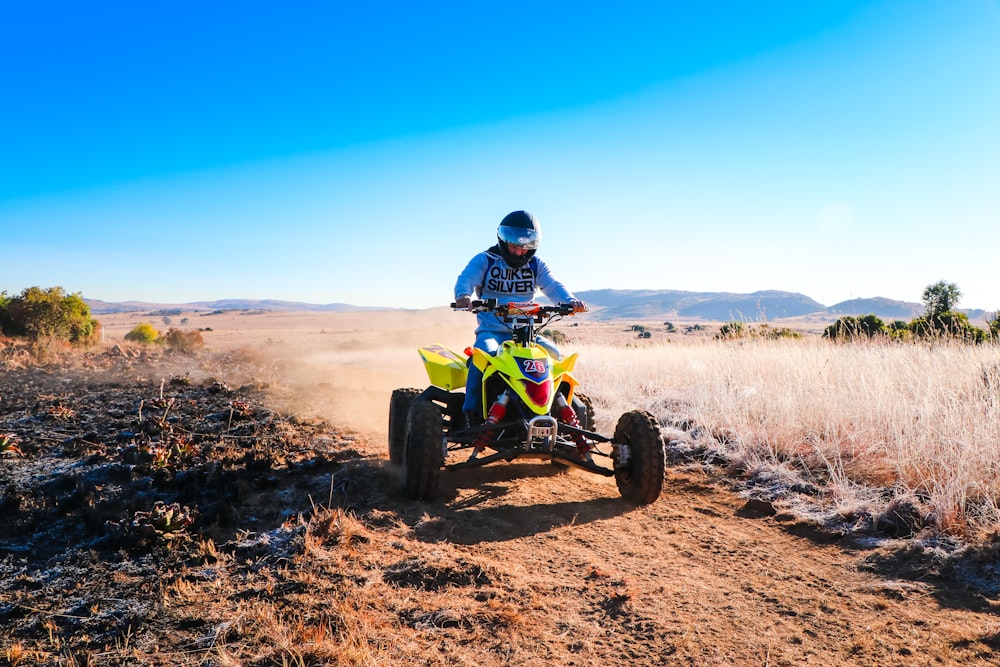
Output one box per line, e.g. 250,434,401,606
402,398,444,500
388,387,421,466
613,410,665,505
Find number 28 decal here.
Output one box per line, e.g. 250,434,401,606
522,359,547,374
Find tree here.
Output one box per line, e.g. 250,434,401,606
0,291,10,335
0,286,99,345
922,280,961,318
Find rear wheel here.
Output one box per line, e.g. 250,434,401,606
388,388,421,465
402,399,444,500
613,410,665,505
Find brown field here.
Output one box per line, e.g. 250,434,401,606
2,308,999,666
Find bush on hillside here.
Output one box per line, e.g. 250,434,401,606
717,321,745,340
125,323,160,344
0,286,99,345
909,311,986,343
546,329,568,344
717,321,800,341
823,314,887,341
988,312,1000,342
163,328,205,353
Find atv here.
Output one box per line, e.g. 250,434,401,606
388,299,666,505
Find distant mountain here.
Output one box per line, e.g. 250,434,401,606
574,289,996,324
576,289,826,321
86,291,989,324
85,298,376,315
825,297,922,321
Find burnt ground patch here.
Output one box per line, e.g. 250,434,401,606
0,350,364,663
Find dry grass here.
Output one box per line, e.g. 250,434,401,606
576,336,1000,536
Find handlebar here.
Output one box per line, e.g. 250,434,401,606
450,299,578,317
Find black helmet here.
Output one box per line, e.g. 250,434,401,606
496,210,540,268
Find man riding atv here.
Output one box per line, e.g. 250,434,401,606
454,210,587,431
387,210,665,503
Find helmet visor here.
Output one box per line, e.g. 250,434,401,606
498,224,540,250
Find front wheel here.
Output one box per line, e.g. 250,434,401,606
401,399,445,500
613,410,665,505
388,388,421,465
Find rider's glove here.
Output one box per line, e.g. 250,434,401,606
454,295,473,311
570,299,588,313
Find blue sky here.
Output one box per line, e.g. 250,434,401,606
2,1,998,311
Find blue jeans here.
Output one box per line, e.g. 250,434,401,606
462,332,504,413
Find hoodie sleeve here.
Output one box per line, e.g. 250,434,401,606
454,252,490,299
533,257,575,304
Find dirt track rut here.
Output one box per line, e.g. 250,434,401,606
404,454,1000,666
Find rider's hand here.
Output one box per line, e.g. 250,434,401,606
454,295,473,311
570,299,588,313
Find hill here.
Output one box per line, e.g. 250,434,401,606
575,289,994,325
825,297,923,321
576,289,828,321
86,291,990,325
85,297,377,315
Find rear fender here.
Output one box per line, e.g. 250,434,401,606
418,344,469,390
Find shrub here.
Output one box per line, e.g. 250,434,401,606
163,328,205,353
717,321,800,341
755,324,801,340
988,312,1000,341
0,286,99,345
0,292,10,335
909,311,986,343
823,314,887,340
717,321,745,339
638,330,652,339
546,329,568,344
125,323,160,344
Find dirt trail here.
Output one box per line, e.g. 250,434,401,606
366,436,999,666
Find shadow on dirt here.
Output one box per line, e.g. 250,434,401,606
410,496,630,545
375,460,637,544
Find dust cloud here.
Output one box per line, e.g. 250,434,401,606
169,308,477,439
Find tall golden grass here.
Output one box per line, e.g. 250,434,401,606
576,336,1000,536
